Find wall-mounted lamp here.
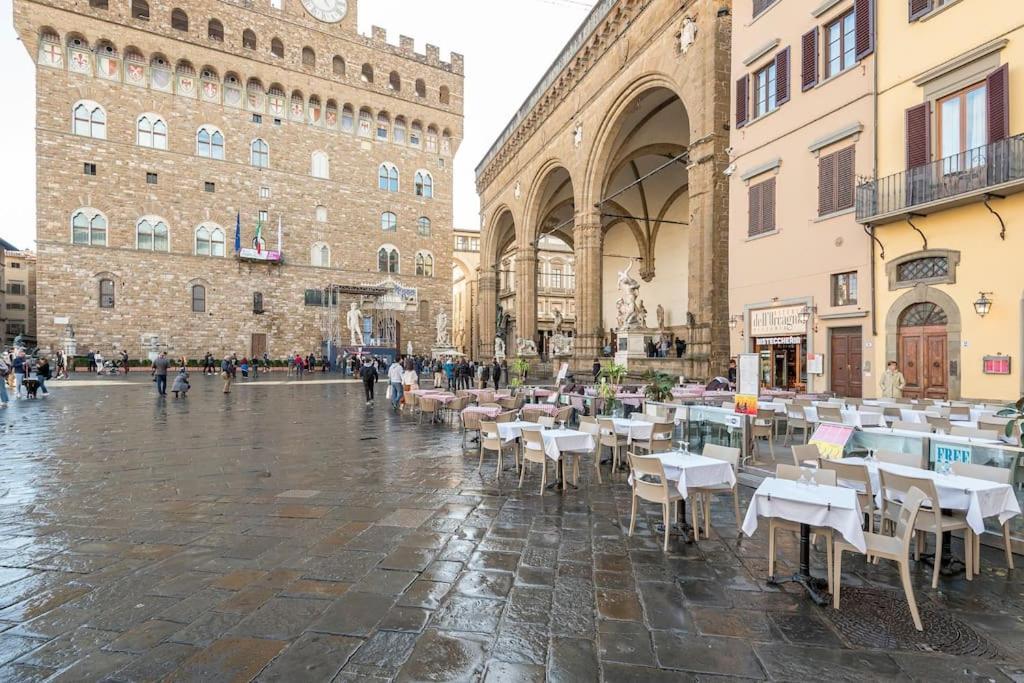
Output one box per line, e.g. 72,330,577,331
973,292,993,318
728,315,739,330
797,305,816,325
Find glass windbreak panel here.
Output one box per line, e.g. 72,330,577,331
844,429,928,461
680,405,745,454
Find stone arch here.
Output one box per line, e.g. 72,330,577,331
482,205,518,269
522,159,576,247
884,284,962,399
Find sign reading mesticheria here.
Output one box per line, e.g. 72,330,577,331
750,305,806,336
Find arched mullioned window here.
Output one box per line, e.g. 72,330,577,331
378,245,399,273
195,223,225,256
137,113,167,149
311,243,330,267
417,217,431,236
250,138,269,168
311,150,329,178
381,212,397,232
414,170,433,198
378,163,399,192
196,125,224,159
73,100,106,138
136,216,169,251
72,208,107,246
415,251,434,277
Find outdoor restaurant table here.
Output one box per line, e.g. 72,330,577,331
842,457,1022,534
611,417,654,444
743,477,864,605
422,392,458,404
462,405,502,419
496,420,544,443
464,389,511,400
651,450,737,499
540,427,597,491
523,403,560,417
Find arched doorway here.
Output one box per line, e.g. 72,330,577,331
898,302,949,400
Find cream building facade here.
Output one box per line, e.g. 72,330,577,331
856,1,1024,401
3,250,38,347
476,0,732,378
728,0,876,396
13,0,462,360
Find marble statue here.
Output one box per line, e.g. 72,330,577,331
553,308,564,334
573,122,583,149
551,333,573,357
406,341,413,356
517,337,538,356
679,16,697,55
656,304,666,330
12,333,25,350
346,303,364,346
495,305,509,340
638,300,649,329
435,311,450,346
514,181,522,200
494,336,506,359
615,261,643,329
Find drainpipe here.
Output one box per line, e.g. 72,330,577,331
870,45,879,340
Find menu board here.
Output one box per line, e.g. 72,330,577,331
810,423,854,459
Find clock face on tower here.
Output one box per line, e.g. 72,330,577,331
300,0,347,23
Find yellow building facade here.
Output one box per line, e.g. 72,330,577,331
858,1,1024,401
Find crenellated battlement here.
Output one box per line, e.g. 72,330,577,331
364,25,463,76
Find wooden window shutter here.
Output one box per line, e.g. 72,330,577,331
854,0,875,60
905,102,931,169
818,152,837,216
736,75,749,128
775,47,791,105
836,146,856,211
801,30,819,91
908,0,933,21
762,178,777,232
748,182,762,235
986,63,1010,144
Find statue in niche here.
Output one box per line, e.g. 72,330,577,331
656,304,666,330
435,311,450,346
614,260,643,329
679,16,697,54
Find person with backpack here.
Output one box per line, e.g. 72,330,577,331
360,357,378,404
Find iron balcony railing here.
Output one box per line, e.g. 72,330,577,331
856,134,1024,224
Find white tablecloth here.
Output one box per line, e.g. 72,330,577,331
652,451,736,499
803,407,887,428
496,421,543,443
842,458,1021,534
541,429,596,462
742,478,866,552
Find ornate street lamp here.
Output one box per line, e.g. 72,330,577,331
973,292,993,318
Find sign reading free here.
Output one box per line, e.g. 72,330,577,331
750,305,806,336
934,443,972,465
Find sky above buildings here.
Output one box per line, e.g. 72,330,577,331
0,0,596,250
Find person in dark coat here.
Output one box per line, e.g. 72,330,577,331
481,363,491,389
492,360,502,390
592,358,602,382
360,358,378,404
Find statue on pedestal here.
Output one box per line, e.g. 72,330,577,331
656,304,666,330
615,261,643,329
347,303,364,346
517,338,538,356
494,336,506,360
435,311,450,347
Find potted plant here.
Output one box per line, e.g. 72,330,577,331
643,370,675,403
599,362,628,386
996,398,1024,444
596,362,628,416
509,357,530,391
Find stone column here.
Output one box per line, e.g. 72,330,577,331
477,268,497,360
573,211,604,364
514,245,538,350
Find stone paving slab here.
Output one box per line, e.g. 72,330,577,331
0,378,1022,680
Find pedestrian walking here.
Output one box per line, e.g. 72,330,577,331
221,356,233,393
121,349,130,374
481,362,491,389
172,365,191,398
387,358,404,411
151,351,170,396
360,358,378,404
880,361,906,399
491,359,502,390
12,350,27,399
593,358,602,382
35,357,51,397
0,354,10,407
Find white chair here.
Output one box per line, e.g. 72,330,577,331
627,452,682,552
950,426,1000,440
571,418,603,485
538,416,556,429
478,421,510,477
819,458,876,532
834,486,929,631
784,405,810,445
792,443,821,468
951,462,1015,571
519,428,550,494
875,450,926,469
893,421,933,433
597,417,628,473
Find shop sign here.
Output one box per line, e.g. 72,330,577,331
755,336,803,346
750,305,806,336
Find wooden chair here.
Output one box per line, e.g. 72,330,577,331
692,444,741,541
792,443,821,467
879,470,973,588
893,421,933,433
819,458,876,532
479,420,511,477
627,452,682,552
418,398,438,425
751,408,775,459
925,415,952,433
597,417,628,473
519,428,550,494
950,426,1000,440
784,405,810,445
834,486,929,631
875,450,926,469
950,461,1016,571
769,464,837,590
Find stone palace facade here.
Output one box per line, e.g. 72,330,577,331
13,0,462,360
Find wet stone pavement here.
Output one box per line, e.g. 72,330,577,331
0,376,1023,681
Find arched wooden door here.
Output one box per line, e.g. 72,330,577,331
897,303,948,400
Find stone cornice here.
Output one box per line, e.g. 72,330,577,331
475,0,653,191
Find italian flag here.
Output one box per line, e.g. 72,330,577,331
254,219,264,254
